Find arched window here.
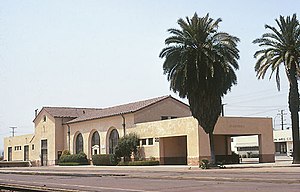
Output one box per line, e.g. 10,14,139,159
109,129,119,154
75,133,83,154
91,131,100,155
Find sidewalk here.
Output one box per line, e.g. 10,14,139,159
0,159,299,178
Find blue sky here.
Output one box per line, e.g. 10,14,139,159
0,0,299,151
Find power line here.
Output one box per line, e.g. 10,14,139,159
227,92,287,105
227,104,287,109
244,108,283,116
225,87,288,101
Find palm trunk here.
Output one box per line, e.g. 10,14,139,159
288,65,300,164
209,132,216,164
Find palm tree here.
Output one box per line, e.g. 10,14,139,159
253,14,300,164
159,13,240,164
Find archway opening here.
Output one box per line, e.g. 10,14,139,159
109,129,119,154
91,131,100,155
75,133,83,154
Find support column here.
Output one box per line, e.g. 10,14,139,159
258,134,275,163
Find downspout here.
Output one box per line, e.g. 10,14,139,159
67,124,70,152
121,114,126,136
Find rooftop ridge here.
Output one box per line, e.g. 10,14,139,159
66,95,172,124
100,95,170,111
43,106,102,110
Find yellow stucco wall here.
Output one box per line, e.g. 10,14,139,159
68,114,134,159
33,110,57,165
129,117,199,165
134,98,191,124
4,134,34,161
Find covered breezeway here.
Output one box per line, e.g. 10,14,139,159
199,117,275,164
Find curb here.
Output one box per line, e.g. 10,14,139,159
1,169,300,184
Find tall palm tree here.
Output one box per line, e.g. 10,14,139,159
253,14,300,164
159,13,240,164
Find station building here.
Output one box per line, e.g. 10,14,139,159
4,95,275,166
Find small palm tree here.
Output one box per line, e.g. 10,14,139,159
253,14,300,163
159,13,240,164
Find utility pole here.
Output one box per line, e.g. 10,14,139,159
221,103,227,117
10,126,17,137
278,110,287,130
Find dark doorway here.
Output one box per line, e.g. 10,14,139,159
57,151,62,163
24,145,29,161
159,136,187,165
41,140,47,166
275,142,287,154
8,147,12,161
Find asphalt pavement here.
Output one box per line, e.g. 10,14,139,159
0,157,299,191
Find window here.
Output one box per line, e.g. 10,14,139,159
14,146,21,151
41,140,47,149
91,131,100,155
237,146,259,151
91,132,100,147
141,139,147,145
75,133,83,154
43,115,47,122
161,116,177,120
161,116,168,120
32,144,35,150
109,129,119,154
148,138,153,145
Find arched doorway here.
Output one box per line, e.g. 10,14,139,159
75,133,83,154
91,131,100,156
109,129,119,154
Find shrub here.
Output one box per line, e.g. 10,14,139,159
62,150,71,156
92,154,117,166
118,160,159,166
250,153,259,158
58,162,81,166
199,159,210,169
115,133,139,162
59,152,89,165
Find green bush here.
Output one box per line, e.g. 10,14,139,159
199,159,210,169
118,160,159,166
58,162,81,166
62,150,71,156
59,152,89,165
250,153,259,158
115,133,140,162
92,154,117,166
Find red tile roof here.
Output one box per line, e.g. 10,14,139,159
34,95,183,124
67,95,171,124
43,107,101,118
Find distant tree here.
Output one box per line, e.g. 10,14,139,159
253,14,300,163
159,13,240,164
115,133,139,162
